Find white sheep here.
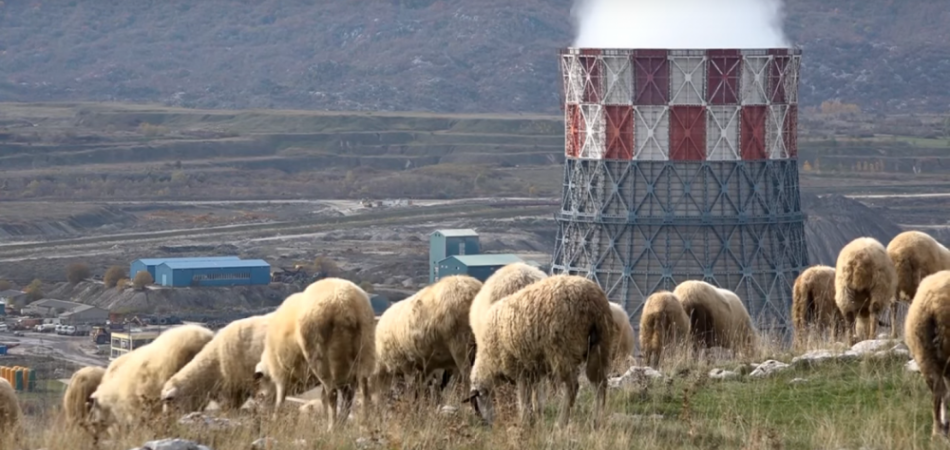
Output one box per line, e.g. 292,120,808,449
609,302,636,370
469,262,547,345
63,366,106,433
467,274,616,428
835,236,897,344
673,280,756,358
887,230,950,337
253,277,376,431
638,291,690,369
0,377,21,442
792,265,844,346
89,324,214,432
373,274,483,407
904,270,950,438
161,313,272,414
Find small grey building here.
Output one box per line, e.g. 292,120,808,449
23,299,86,317
59,304,110,325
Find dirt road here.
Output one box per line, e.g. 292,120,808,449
3,332,108,368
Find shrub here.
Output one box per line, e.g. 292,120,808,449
66,263,91,284
0,280,12,291
133,271,154,290
24,279,43,302
116,278,131,291
104,266,126,288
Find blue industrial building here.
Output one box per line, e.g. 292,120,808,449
436,254,524,283
155,259,271,287
130,256,241,280
429,229,480,283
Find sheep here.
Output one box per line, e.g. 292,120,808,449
63,366,106,433
638,291,690,369
253,277,376,431
469,262,547,344
467,274,616,428
0,377,21,441
609,302,636,370
161,313,273,414
887,230,950,337
373,275,483,407
89,324,214,432
792,265,845,346
835,236,897,345
673,280,756,358
903,270,950,438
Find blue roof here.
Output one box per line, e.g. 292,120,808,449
158,259,271,270
134,256,241,265
446,254,523,267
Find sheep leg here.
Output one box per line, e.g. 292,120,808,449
555,375,579,429
890,302,900,339
532,381,546,419
272,381,287,420
359,376,374,429
844,312,857,346
323,385,339,431
337,384,355,428
516,378,534,426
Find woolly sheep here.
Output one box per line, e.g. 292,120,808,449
903,270,950,438
638,291,690,369
469,262,547,345
835,237,897,345
673,280,756,357
887,231,950,337
467,274,616,428
0,377,21,440
161,313,273,414
609,302,636,370
374,275,483,407
89,324,214,431
254,277,376,430
792,265,845,345
63,366,106,433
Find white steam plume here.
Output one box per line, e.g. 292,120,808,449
571,0,790,49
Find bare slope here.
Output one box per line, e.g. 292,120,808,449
0,1,946,113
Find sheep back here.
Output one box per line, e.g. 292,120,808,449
792,265,843,340
608,302,635,365
469,262,547,344
63,366,105,428
673,280,755,352
904,270,950,436
887,231,950,303
638,291,689,367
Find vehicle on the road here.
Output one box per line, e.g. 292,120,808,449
55,324,67,335
35,323,56,332
0,323,8,333
91,326,111,345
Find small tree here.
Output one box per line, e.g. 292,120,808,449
116,278,131,291
24,279,43,303
66,263,91,284
103,266,126,288
133,271,154,291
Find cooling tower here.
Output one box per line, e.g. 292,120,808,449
551,48,808,334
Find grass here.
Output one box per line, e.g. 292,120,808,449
5,342,943,450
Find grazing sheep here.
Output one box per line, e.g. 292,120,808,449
638,291,690,369
609,302,636,370
373,275,483,407
0,378,21,440
63,366,106,432
89,324,214,432
673,280,756,357
161,313,272,414
467,274,616,428
469,262,547,344
835,237,897,345
903,270,950,438
254,278,376,430
792,265,845,345
887,231,950,337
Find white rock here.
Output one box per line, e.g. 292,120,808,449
355,437,388,449
850,339,896,355
708,368,739,380
749,360,790,378
138,438,213,450
608,366,663,388
250,437,279,450
906,360,920,372
439,405,458,415
789,378,808,384
177,412,240,430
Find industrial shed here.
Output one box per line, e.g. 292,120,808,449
436,254,524,283
155,259,272,287
23,299,85,317
59,304,109,324
130,256,241,280
429,229,480,283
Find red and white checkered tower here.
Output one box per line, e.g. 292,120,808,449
551,48,808,334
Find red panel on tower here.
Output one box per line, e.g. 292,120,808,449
633,49,669,105
768,49,789,104
604,105,634,160
706,50,741,105
580,48,603,103
784,105,798,158
565,104,583,158
740,106,767,160
669,106,706,161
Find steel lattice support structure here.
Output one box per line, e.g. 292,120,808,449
551,48,809,335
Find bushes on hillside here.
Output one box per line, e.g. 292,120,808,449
104,266,126,288
133,271,154,291
66,263,91,284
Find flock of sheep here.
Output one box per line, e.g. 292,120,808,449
1,229,950,441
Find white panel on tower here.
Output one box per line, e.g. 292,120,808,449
740,54,769,105
706,106,740,161
563,54,584,105
633,106,669,161
580,104,606,160
670,53,706,105
603,54,633,105
784,55,801,105
766,104,789,159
